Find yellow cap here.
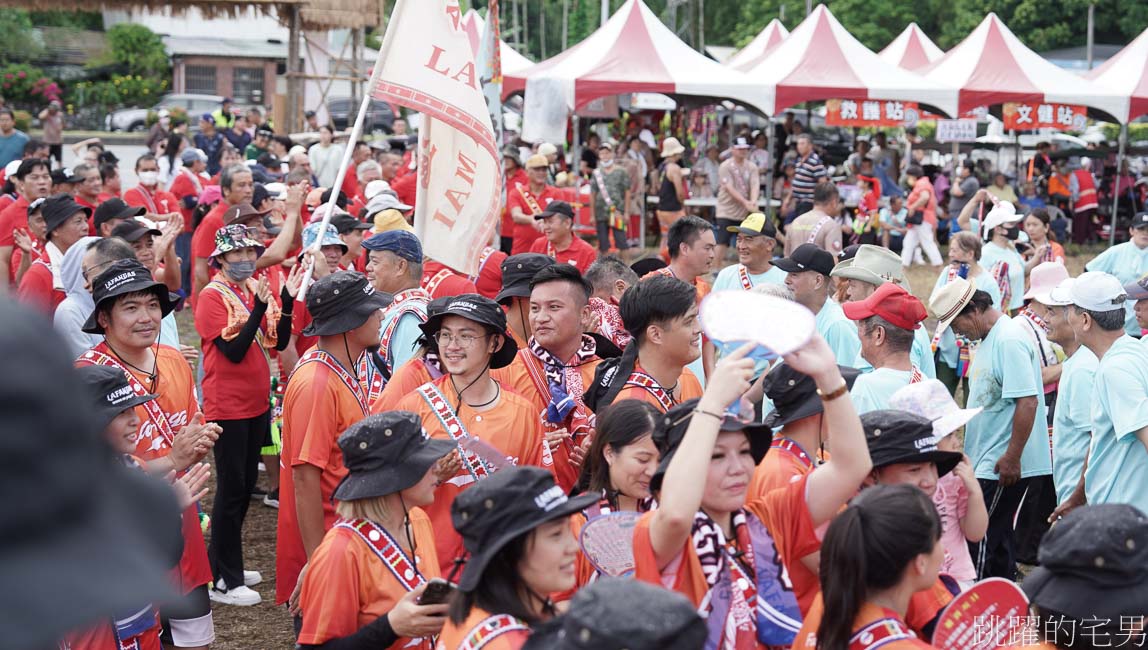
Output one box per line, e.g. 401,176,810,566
525,154,549,169
726,212,775,237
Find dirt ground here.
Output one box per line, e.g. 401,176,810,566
182,243,1098,648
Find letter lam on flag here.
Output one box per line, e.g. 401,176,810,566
371,0,502,276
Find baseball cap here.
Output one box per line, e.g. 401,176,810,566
1068,271,1127,312
863,410,961,477
362,230,422,262
842,283,927,330
537,143,558,157
263,182,288,201
726,212,777,239
732,136,751,149
1123,272,1148,301
525,154,549,169
773,243,834,277
533,201,575,220
93,198,145,231
981,201,1023,237
1132,212,1148,230
363,179,391,201
329,212,372,235
200,113,215,125
180,148,208,165
365,192,412,216
109,219,161,243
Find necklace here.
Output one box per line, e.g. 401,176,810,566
105,342,158,384
463,382,500,409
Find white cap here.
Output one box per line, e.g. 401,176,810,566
288,145,308,158
1044,278,1077,307
981,201,1023,238
364,179,391,201
4,159,21,177
537,142,558,157
1068,272,1127,312
264,182,288,200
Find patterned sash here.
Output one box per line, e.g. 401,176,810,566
847,617,916,650
807,215,833,244
78,347,174,446
292,348,369,415
623,371,676,411
593,166,625,230
910,366,925,384
203,278,281,352
335,518,425,591
381,288,429,373
459,614,530,650
770,438,814,471
129,186,159,214
990,260,1011,307
417,382,494,482
517,185,544,216
424,268,453,297
738,264,754,290
357,352,385,404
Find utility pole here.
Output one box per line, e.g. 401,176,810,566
1086,2,1096,70
540,1,546,58
698,0,705,51
601,0,609,27
805,0,812,16
562,0,569,50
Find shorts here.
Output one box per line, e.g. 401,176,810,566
595,221,629,252
160,584,215,647
655,209,684,234
715,218,740,246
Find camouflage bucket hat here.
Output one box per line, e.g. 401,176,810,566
209,224,265,267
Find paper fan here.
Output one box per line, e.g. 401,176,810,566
932,577,1031,650
700,291,816,359
579,511,643,577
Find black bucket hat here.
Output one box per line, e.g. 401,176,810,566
496,253,557,304
77,365,158,432
1023,504,1148,627
651,398,773,491
333,412,455,502
83,259,180,334
303,271,393,337
762,363,860,428
0,302,181,649
523,576,706,650
452,466,599,591
863,409,962,478
42,193,91,236
418,294,518,369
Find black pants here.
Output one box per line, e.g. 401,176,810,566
1014,474,1057,565
794,200,814,219
209,410,270,589
970,477,1032,581
499,236,513,254
48,143,63,166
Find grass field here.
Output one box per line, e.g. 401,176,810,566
186,243,1101,649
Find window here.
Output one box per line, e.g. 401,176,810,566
232,67,264,104
185,66,217,96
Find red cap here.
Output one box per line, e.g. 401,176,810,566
842,283,927,330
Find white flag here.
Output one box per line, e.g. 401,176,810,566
371,0,501,276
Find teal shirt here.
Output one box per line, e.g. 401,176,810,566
1084,242,1148,336
932,269,1002,369
850,367,911,414
379,299,428,373
853,326,936,378
964,316,1051,480
979,242,1026,311
1051,346,1098,504
711,263,787,292
816,299,861,367
158,312,180,349
1085,336,1148,509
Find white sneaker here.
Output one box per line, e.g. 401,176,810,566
244,570,262,587
209,583,261,606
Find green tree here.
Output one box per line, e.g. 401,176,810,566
0,9,44,64
97,23,170,78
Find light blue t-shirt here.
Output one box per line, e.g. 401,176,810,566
1051,346,1098,504
853,326,936,379
712,263,787,293
0,129,29,168
964,316,1051,480
1084,242,1148,336
850,367,911,414
379,299,428,373
158,312,180,349
932,269,1002,370
1085,336,1148,509
979,242,1026,311
816,299,861,367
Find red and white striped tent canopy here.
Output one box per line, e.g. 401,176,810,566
741,5,958,117
460,9,533,76
878,23,944,71
1086,27,1148,124
503,0,772,114
725,19,789,70
921,13,1126,119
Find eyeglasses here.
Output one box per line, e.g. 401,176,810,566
433,331,488,348
82,259,116,282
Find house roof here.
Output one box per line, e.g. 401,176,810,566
163,35,288,59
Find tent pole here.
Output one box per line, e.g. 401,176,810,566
1110,123,1126,246
764,119,776,223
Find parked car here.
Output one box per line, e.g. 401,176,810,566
105,93,226,132
325,97,397,134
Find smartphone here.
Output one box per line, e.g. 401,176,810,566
418,578,455,606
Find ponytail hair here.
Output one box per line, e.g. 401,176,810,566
815,484,942,650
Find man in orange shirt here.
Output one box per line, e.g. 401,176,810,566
528,200,597,273
495,252,556,347
276,272,390,608
506,154,560,255
644,215,717,379
585,275,704,413
388,294,549,575
492,264,601,491
76,258,221,649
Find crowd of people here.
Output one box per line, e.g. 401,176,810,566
5,98,1148,650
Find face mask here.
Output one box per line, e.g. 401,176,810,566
138,171,159,187
1004,225,1020,241
225,260,256,282
159,117,171,127
600,159,614,168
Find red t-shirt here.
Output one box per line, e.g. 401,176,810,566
16,251,64,313
291,300,317,359
191,202,228,264
124,185,180,216
0,194,28,247
340,162,361,203
529,235,598,274
76,195,100,234
502,168,528,237
472,246,506,300
168,170,202,232
390,172,418,209
194,278,274,420
420,260,477,300
506,184,560,255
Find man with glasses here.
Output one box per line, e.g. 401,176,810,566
0,157,52,290
53,236,133,356
72,162,103,216
388,293,548,575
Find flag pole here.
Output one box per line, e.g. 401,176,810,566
300,39,391,298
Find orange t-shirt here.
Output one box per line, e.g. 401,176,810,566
641,267,712,303
298,509,441,649
276,352,371,604
436,607,531,650
75,343,212,595
395,375,548,575
491,349,601,491
792,597,934,650
372,356,436,413
631,473,820,647
612,362,703,413
748,438,821,500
